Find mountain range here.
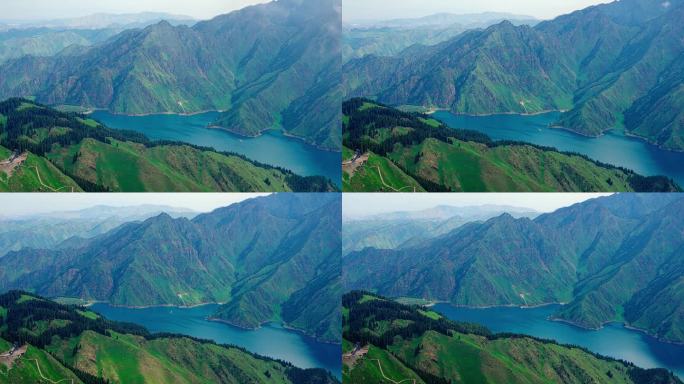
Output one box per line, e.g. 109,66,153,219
0,13,196,64
343,291,681,384
0,205,196,256
0,0,342,150
0,290,339,383
0,12,196,30
343,0,684,151
0,193,342,343
342,99,680,192
343,205,538,255
343,12,537,62
344,193,684,344
0,98,336,192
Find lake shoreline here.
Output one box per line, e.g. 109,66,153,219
430,107,682,153
208,124,341,153
89,302,341,376
548,316,684,346
434,301,567,310
84,108,227,117
437,108,569,117
431,109,684,185
624,131,684,153
399,104,569,117
86,301,225,309
88,110,342,183
548,124,605,139
82,107,340,152
432,301,684,378
432,301,684,346
206,316,341,346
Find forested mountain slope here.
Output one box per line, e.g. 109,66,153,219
0,0,342,149
344,0,684,150
0,194,342,343
343,12,537,62
0,205,195,256
344,194,684,343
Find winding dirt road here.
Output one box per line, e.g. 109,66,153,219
368,358,416,384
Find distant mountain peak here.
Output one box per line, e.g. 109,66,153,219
155,19,174,28
154,212,174,220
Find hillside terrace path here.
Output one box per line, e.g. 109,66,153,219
369,358,416,384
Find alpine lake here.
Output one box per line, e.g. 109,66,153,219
434,303,684,379
90,111,341,186
434,110,684,187
90,303,342,378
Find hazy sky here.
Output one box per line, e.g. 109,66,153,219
343,0,612,22
1,0,269,21
343,193,611,219
0,193,270,217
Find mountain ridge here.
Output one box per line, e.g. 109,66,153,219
343,193,684,343
344,0,684,150
0,193,342,343
0,0,342,150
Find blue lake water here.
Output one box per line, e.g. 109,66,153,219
433,303,684,379
90,303,341,378
90,111,341,185
433,111,684,186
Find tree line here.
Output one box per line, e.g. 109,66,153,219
0,98,147,157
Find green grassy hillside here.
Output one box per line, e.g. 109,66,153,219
48,138,310,192
0,291,339,384
343,291,682,384
391,138,635,192
0,145,83,192
342,148,425,192
0,98,337,192
342,99,680,192
0,338,83,384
